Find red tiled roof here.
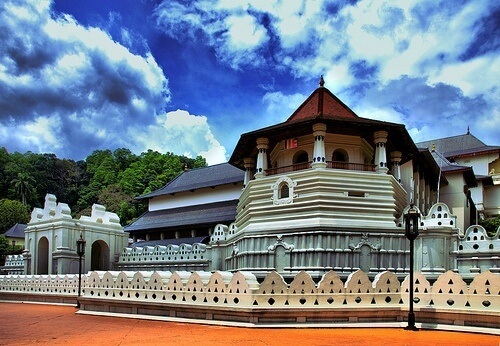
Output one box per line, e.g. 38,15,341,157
286,86,358,122
230,83,419,168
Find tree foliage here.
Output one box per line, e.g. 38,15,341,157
0,199,30,234
0,147,208,227
480,216,500,237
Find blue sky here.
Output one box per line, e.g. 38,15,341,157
0,0,498,165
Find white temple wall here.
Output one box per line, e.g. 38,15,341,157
23,194,127,276
1,269,498,329
483,184,500,218
455,153,498,176
439,174,471,233
148,184,243,211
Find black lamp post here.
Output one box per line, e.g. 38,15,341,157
404,204,420,331
76,233,86,308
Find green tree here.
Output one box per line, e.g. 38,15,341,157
0,199,30,234
3,151,31,202
113,148,138,171
193,155,207,168
480,216,500,237
11,172,36,205
0,147,11,197
77,150,119,211
97,184,144,226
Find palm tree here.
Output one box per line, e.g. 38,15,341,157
11,172,35,206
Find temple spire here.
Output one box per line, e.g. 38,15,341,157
319,75,325,87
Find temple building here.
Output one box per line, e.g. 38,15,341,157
116,78,498,279
6,79,498,279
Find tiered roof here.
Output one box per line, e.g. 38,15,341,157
125,199,238,232
230,79,419,168
137,162,244,200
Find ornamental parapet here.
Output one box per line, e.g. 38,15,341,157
0,270,498,329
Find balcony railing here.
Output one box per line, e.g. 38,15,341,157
327,161,376,172
266,162,310,176
265,161,376,176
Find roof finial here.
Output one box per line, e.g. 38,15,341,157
466,126,470,135
319,75,325,87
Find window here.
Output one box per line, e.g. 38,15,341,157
293,150,309,164
284,138,298,149
271,176,297,205
280,183,289,199
332,149,348,162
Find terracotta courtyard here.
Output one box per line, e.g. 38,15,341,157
0,302,498,346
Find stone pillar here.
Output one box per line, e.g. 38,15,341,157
390,151,402,182
374,131,389,173
255,137,269,178
312,123,327,169
243,158,255,186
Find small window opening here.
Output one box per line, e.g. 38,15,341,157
332,149,348,162
293,151,309,164
279,183,289,199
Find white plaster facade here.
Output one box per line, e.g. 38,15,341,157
118,84,462,279
148,184,241,211
23,194,128,275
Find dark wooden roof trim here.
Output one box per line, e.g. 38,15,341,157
124,200,238,233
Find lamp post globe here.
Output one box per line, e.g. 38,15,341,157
404,204,419,331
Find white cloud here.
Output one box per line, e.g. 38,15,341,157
224,14,268,50
429,53,500,98
0,0,169,159
262,91,305,124
131,110,227,166
0,114,63,154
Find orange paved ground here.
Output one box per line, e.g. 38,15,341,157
0,302,498,346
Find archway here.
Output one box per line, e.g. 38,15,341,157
91,240,110,271
332,149,349,162
293,150,309,164
332,149,349,169
37,237,49,274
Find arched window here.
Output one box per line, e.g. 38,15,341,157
332,149,349,162
279,183,289,199
293,150,309,164
272,176,297,205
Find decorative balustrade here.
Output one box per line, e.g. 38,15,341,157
266,162,310,176
1,255,24,275
0,273,83,295
0,270,498,328
265,161,376,176
327,161,376,172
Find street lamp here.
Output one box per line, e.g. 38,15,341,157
404,204,420,331
76,233,86,308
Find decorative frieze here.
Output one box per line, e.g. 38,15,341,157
0,269,498,328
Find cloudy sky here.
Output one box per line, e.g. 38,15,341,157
0,0,498,165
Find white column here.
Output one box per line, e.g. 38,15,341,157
243,158,255,187
390,151,402,182
374,131,389,173
255,137,269,178
312,123,327,169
